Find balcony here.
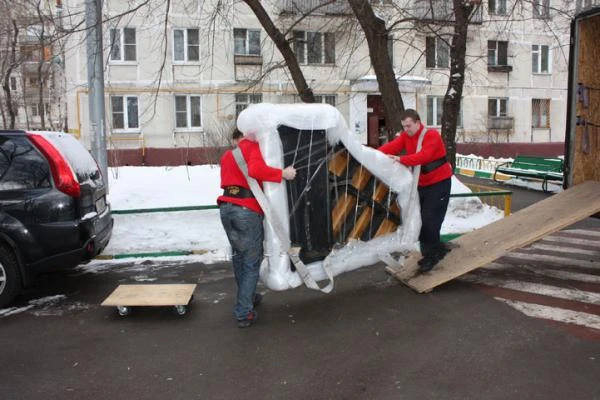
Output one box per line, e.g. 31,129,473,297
488,116,514,130
278,0,352,15
414,0,483,24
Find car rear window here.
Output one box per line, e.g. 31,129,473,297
0,135,51,191
0,136,51,191
42,132,102,184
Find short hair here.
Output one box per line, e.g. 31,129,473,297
232,129,244,140
400,109,421,122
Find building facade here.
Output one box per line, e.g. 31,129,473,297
57,0,599,163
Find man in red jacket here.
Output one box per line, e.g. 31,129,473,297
217,129,296,328
378,109,453,273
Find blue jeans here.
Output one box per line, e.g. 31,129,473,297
219,202,264,320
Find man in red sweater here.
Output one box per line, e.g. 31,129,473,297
378,109,453,273
217,129,296,328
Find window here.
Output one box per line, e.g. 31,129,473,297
427,96,444,126
532,99,550,128
488,40,508,66
235,93,262,117
9,77,17,91
110,27,136,61
175,95,202,129
427,96,462,127
30,104,39,117
488,98,508,117
426,37,449,69
0,136,51,191
488,0,507,14
111,96,139,130
293,31,335,65
314,95,336,107
533,0,550,19
173,29,200,62
234,29,260,56
28,77,39,88
577,0,594,12
532,44,550,74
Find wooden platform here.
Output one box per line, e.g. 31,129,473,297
101,284,197,307
387,180,600,293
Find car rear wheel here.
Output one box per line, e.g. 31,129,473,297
0,245,21,308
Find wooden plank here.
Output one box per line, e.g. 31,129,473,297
331,194,356,236
387,180,600,293
349,207,373,240
328,150,349,177
101,284,197,306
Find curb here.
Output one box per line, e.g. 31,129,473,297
454,167,512,181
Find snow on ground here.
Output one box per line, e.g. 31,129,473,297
89,165,504,266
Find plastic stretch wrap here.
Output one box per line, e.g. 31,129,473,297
237,103,421,291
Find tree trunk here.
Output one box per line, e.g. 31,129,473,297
1,19,19,129
242,0,315,103
441,1,474,169
347,0,404,138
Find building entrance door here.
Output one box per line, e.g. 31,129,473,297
367,95,392,147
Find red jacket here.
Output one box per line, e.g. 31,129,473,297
217,138,283,214
378,124,453,187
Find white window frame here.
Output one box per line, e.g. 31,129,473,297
427,96,444,126
174,95,202,130
427,96,462,128
426,36,450,69
111,95,140,132
533,0,550,19
532,98,550,128
293,30,335,65
234,28,261,56
314,94,337,107
576,0,594,12
532,44,551,74
235,93,262,117
109,27,136,62
488,98,508,117
488,40,509,66
173,28,200,63
488,0,507,14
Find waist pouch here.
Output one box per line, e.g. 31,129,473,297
223,185,255,198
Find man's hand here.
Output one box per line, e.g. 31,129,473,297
282,166,296,180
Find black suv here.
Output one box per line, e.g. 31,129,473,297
0,130,113,307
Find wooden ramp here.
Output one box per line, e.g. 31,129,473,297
387,180,600,293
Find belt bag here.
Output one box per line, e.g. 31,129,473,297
223,185,255,198
421,156,447,174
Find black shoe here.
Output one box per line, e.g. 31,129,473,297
253,293,263,308
237,311,256,328
418,257,437,273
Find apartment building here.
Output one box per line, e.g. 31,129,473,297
59,0,597,163
0,2,66,131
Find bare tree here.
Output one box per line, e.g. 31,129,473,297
347,0,405,135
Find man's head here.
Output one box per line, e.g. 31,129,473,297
232,129,243,146
400,109,422,137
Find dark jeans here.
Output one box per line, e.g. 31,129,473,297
418,177,451,258
219,202,264,320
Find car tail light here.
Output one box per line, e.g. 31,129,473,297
27,133,81,197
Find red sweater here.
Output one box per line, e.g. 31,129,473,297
217,139,283,214
378,124,453,187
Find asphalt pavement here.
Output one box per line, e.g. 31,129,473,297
1,176,599,400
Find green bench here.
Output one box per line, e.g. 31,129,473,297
493,155,564,192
